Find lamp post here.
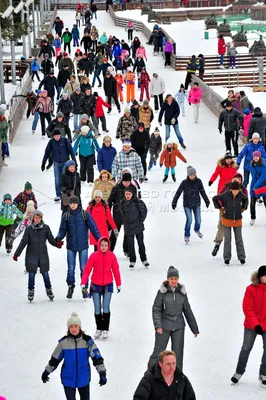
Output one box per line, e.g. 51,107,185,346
8,1,17,85
0,22,5,103
25,0,34,57
31,0,36,44
36,5,40,37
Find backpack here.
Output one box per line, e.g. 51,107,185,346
65,209,87,222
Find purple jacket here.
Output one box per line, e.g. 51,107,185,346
164,42,174,53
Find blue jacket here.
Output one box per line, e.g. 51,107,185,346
237,141,266,172
250,160,266,197
42,137,76,165
71,26,80,39
57,205,100,251
113,43,122,58
97,144,117,172
31,59,40,72
73,131,99,157
175,91,188,104
53,38,61,49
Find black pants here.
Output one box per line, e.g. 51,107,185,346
154,94,163,111
225,130,238,156
106,2,109,11
79,154,95,183
199,68,204,81
40,112,52,136
92,40,97,52
107,94,120,112
250,197,266,219
128,29,133,41
164,52,171,66
64,384,90,400
110,218,128,253
0,225,12,250
96,116,107,131
184,72,192,90
138,151,147,176
63,42,71,54
32,71,40,81
127,232,147,263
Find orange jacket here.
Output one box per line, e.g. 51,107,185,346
115,75,124,88
124,72,135,85
160,143,187,168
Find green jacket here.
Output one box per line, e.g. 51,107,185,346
62,31,72,44
0,119,8,142
0,202,24,226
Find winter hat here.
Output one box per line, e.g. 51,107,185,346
127,66,133,72
75,86,81,91
0,109,5,116
224,151,233,159
105,71,111,75
122,139,131,146
122,172,132,182
167,139,173,146
65,160,75,169
52,128,61,136
3,193,12,201
81,126,90,135
32,209,43,218
154,127,160,134
254,107,261,112
24,181,32,190
67,312,82,328
230,181,240,190
167,266,179,279
117,70,122,75
35,89,42,95
124,107,130,114
56,111,64,118
94,190,103,198
62,92,69,99
133,100,139,107
258,265,266,279
81,113,89,121
93,92,98,97
243,108,251,115
252,132,260,139
69,195,80,205
225,100,232,107
103,57,108,62
138,122,145,128
49,69,55,75
143,99,149,105
124,186,135,194
187,166,196,176
26,200,35,214
253,150,261,158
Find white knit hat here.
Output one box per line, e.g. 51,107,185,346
94,190,103,198
67,312,82,328
252,132,260,139
26,200,35,214
81,126,90,135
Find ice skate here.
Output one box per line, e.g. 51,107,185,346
184,237,189,244
94,330,102,339
259,374,266,388
66,284,75,299
195,231,203,239
148,166,152,171
231,373,242,384
81,286,88,299
144,176,148,182
28,289,34,302
212,243,220,256
163,175,168,183
2,161,8,167
180,143,186,149
32,130,35,135
129,262,135,268
142,260,149,268
54,196,60,203
250,219,255,226
240,260,245,265
124,252,129,258
153,161,157,166
224,260,230,265
46,288,54,301
102,330,108,340
171,174,176,182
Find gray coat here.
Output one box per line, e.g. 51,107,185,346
152,282,199,333
14,222,58,273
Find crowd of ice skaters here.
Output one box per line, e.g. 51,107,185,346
1,3,266,400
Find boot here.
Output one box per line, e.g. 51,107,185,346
171,174,176,182
66,284,75,299
46,288,54,301
28,289,34,302
212,243,220,257
163,175,168,183
102,312,111,339
94,314,103,339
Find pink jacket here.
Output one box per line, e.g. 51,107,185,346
32,97,53,114
243,113,252,137
81,238,121,287
188,87,202,104
136,47,147,61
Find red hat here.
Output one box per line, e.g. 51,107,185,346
64,52,68,57
104,57,108,62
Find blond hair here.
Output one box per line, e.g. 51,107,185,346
159,350,176,363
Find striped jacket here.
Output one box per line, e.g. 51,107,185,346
32,97,54,114
112,149,144,181
13,191,38,214
45,333,106,388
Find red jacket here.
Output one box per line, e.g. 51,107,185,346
218,38,226,55
209,158,237,193
140,71,150,86
87,201,116,245
81,238,121,287
243,271,266,331
95,96,110,118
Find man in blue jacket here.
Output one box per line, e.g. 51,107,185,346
41,128,76,202
56,195,100,299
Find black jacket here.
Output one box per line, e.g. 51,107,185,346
120,194,147,235
213,190,248,221
108,182,138,225
57,98,73,116
218,108,243,132
57,69,71,87
133,365,196,400
104,76,117,96
130,106,139,123
133,58,146,73
158,100,180,125
172,177,210,209
70,92,84,114
41,59,54,76
39,44,55,59
248,109,266,142
46,118,72,140
81,35,92,50
130,128,150,155
80,94,96,116
122,42,130,55
149,133,162,155
39,76,58,98
78,58,93,75
14,223,58,273
60,170,81,211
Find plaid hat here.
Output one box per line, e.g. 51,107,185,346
253,150,262,158
258,265,266,279
67,312,81,328
24,182,32,190
167,266,179,279
69,196,80,205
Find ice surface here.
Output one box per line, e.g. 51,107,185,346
0,9,265,400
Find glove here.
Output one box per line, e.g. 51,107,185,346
41,371,50,383
194,99,197,102
255,325,263,335
139,177,144,184
172,205,176,210
219,129,222,134
56,240,64,248
208,181,213,186
160,164,163,168
13,255,18,262
41,163,45,172
117,286,121,293
189,102,191,106
170,118,176,125
159,122,162,126
99,371,107,386
113,228,119,239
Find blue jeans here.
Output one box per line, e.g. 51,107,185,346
32,111,40,131
184,206,201,237
92,291,112,314
220,54,224,65
73,38,79,46
92,68,102,87
57,86,62,100
243,170,250,187
54,162,66,197
28,271,51,290
165,123,184,143
73,114,81,131
179,102,185,115
165,167,175,175
66,248,88,286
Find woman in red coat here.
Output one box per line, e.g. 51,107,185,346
81,237,121,340
218,35,226,68
231,266,266,387
87,189,118,251
208,152,237,194
94,92,111,133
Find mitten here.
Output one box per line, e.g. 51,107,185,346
170,118,176,125
99,372,107,386
117,286,121,293
41,371,50,383
113,228,119,239
56,240,64,248
208,181,213,186
13,255,18,262
255,325,263,335
41,163,45,171
159,122,162,126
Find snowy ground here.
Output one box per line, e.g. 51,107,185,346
1,9,266,400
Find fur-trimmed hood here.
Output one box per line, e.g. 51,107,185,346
159,281,187,295
217,157,237,168
251,271,260,286
162,142,178,151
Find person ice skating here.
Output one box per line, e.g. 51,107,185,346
60,160,81,214
54,16,64,37
116,108,138,141
160,140,187,183
231,265,266,387
134,350,196,400
124,66,135,104
59,53,75,75
46,112,72,142
41,54,54,76
188,82,202,123
164,39,174,67
13,210,63,301
41,312,107,398
111,140,144,182
175,84,188,117
130,100,140,123
213,181,248,264
0,109,9,167
87,190,118,251
249,151,266,225
229,43,237,69
172,166,210,243
31,57,41,81
71,24,80,47
130,122,150,180
184,55,199,90
148,127,162,171
12,181,38,232
240,91,254,112
219,101,244,157
92,170,115,201
32,89,53,137
53,34,62,58
0,194,24,254
38,70,59,107
198,53,205,80
139,68,150,102
209,151,237,193
115,70,124,103
218,35,226,68
248,107,266,146
10,200,35,247
103,71,121,113
94,92,110,133
57,65,71,100
62,28,72,54
139,100,154,133
79,87,98,128
126,20,135,42
57,93,73,126
56,195,100,299
63,74,79,96
158,94,186,148
147,266,199,371
240,108,252,145
120,186,149,268
220,90,242,113
70,86,84,132
81,237,121,339
150,72,165,112
97,136,117,173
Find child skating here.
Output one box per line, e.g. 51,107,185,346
175,84,188,117
148,127,162,171
159,140,187,183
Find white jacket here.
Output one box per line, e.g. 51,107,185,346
150,77,165,96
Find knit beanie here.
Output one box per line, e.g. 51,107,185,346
187,166,197,176
26,200,35,214
65,160,75,169
124,186,135,194
143,99,149,105
224,151,233,159
24,181,32,190
252,132,260,140
52,128,61,136
93,92,98,97
94,190,103,198
67,312,82,328
103,135,111,143
254,107,261,112
253,150,261,158
32,209,43,218
69,195,80,205
230,181,240,190
123,139,131,146
138,122,145,128
122,172,132,182
243,108,251,115
133,100,139,106
81,113,89,121
3,193,12,201
56,111,64,118
81,126,90,135
124,107,130,114
258,265,266,279
225,100,232,107
154,127,160,134
167,266,179,279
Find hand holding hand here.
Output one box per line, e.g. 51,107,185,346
56,240,64,249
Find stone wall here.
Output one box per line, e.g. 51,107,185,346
192,75,223,117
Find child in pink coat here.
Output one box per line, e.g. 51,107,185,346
188,82,202,123
136,45,147,61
